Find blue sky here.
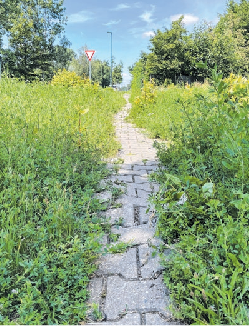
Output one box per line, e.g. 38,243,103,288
64,0,232,86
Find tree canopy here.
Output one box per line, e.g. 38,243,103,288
131,0,249,85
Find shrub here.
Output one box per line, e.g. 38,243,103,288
51,69,90,87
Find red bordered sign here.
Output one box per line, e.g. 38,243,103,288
85,50,95,61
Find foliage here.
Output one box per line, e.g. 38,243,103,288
130,67,249,324
112,62,123,85
69,47,123,87
132,0,249,85
51,69,91,88
0,0,70,81
0,77,125,324
145,17,191,84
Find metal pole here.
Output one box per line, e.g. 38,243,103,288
89,60,91,82
107,32,112,87
0,56,1,80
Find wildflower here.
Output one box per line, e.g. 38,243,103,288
11,289,18,294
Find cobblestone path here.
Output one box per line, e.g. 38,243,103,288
86,94,178,325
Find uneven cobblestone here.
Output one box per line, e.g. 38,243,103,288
85,94,179,325
97,248,137,279
105,276,171,320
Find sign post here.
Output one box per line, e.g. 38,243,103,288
85,50,95,82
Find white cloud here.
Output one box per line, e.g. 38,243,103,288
170,13,199,25
142,31,155,38
103,20,121,26
111,4,130,11
139,5,155,24
68,11,93,23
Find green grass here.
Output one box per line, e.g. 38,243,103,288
0,78,125,324
130,72,249,324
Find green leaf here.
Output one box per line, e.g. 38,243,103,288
202,182,214,195
222,161,233,169
228,253,241,268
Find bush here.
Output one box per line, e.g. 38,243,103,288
51,69,90,87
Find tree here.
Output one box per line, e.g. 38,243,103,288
113,61,123,85
4,0,68,80
145,17,192,84
53,36,76,72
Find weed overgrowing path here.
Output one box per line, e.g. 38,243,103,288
86,94,179,325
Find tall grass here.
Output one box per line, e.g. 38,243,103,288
130,71,249,324
0,77,125,324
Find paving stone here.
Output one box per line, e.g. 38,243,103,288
151,182,160,193
97,248,137,279
145,313,177,325
119,164,133,170
87,278,103,306
136,183,152,192
125,183,151,195
134,176,148,184
111,225,155,245
139,206,152,224
95,191,112,202
137,189,151,199
105,276,171,320
119,169,147,176
125,184,137,197
118,195,149,207
101,313,141,325
139,244,162,278
106,204,134,227
110,175,133,183
133,165,151,170
144,160,158,166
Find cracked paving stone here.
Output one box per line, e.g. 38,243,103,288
118,195,149,207
87,278,102,306
111,225,155,245
139,244,162,278
104,276,171,320
105,203,134,227
137,189,151,199
145,313,179,325
110,175,133,183
100,313,141,325
97,248,137,279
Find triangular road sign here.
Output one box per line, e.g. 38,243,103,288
85,50,95,61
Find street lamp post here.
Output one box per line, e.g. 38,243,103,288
0,53,2,80
107,31,112,87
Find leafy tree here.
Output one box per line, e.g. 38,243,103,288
145,17,192,84
53,36,76,72
3,0,68,80
112,61,123,85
